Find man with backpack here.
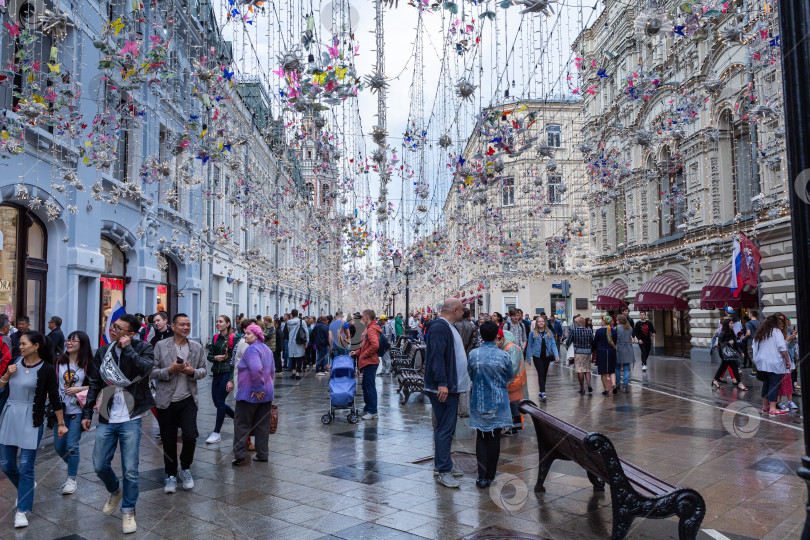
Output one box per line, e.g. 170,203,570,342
285,309,309,380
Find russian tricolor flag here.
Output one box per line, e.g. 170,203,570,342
102,300,126,346
731,237,743,298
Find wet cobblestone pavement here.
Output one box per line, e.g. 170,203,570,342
0,352,803,539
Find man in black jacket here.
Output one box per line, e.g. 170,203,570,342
81,313,154,535
9,316,29,359
47,316,66,354
425,298,468,488
149,311,174,347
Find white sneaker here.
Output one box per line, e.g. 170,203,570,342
642,365,647,371
102,489,123,515
179,469,194,490
164,476,177,494
61,478,77,495
789,401,799,410
361,413,378,420
122,512,137,534
205,432,221,444
14,511,27,528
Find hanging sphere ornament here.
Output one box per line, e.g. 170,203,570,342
438,134,452,149
634,9,673,37
372,126,387,146
578,141,595,155
701,77,725,95
372,148,387,164
278,48,302,73
363,72,389,94
455,78,477,101
536,143,555,158
313,116,327,129
513,0,557,16
720,24,747,44
632,128,654,147
38,9,72,40
546,159,558,172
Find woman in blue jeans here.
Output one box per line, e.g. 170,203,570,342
53,330,93,495
206,315,239,444
353,310,380,420
0,331,67,528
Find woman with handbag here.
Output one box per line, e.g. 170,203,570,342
593,316,618,396
53,331,92,495
0,332,67,528
711,319,747,391
232,325,275,465
614,315,635,393
753,315,790,416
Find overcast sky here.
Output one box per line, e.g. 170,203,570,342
214,0,601,259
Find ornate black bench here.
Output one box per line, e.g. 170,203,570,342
396,346,425,404
519,400,705,540
391,340,414,374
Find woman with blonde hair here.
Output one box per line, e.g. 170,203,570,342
614,315,635,393
527,316,559,402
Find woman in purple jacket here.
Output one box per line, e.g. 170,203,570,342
232,325,275,465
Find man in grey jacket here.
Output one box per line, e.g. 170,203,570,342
150,314,207,494
453,308,478,356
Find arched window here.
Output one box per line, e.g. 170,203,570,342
100,237,127,340
0,204,48,331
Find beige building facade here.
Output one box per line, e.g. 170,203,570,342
576,0,791,360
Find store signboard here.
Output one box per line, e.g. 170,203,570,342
101,277,124,290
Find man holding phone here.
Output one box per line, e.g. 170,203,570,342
150,314,206,494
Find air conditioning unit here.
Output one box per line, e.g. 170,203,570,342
7,0,46,29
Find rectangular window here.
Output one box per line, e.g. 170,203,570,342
615,198,626,246
547,125,562,148
547,175,563,203
502,178,515,206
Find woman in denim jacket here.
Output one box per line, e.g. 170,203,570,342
468,321,513,489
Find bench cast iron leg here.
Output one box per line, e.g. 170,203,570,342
587,471,605,492
534,453,555,493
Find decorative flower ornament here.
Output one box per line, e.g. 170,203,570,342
720,24,747,44
536,143,555,158
438,134,452,149
278,48,302,73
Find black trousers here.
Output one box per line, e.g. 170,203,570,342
156,396,199,477
234,400,272,461
291,356,305,372
639,341,651,366
533,356,552,393
714,359,741,382
476,429,502,481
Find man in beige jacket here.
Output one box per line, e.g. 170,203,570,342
150,313,206,494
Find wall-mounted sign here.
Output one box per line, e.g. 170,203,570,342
225,291,233,306
157,285,167,294
101,277,124,291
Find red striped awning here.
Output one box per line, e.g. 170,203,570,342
701,263,758,310
595,280,629,310
635,272,690,311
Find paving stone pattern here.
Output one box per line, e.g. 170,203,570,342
0,353,803,539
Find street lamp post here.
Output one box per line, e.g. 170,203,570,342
777,3,810,537
392,252,410,322
392,291,397,318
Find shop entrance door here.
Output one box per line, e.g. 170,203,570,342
662,310,691,358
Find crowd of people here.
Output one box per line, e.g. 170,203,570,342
0,300,799,529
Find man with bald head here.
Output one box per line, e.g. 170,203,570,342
424,297,469,488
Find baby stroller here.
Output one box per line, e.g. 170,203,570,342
321,355,360,424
